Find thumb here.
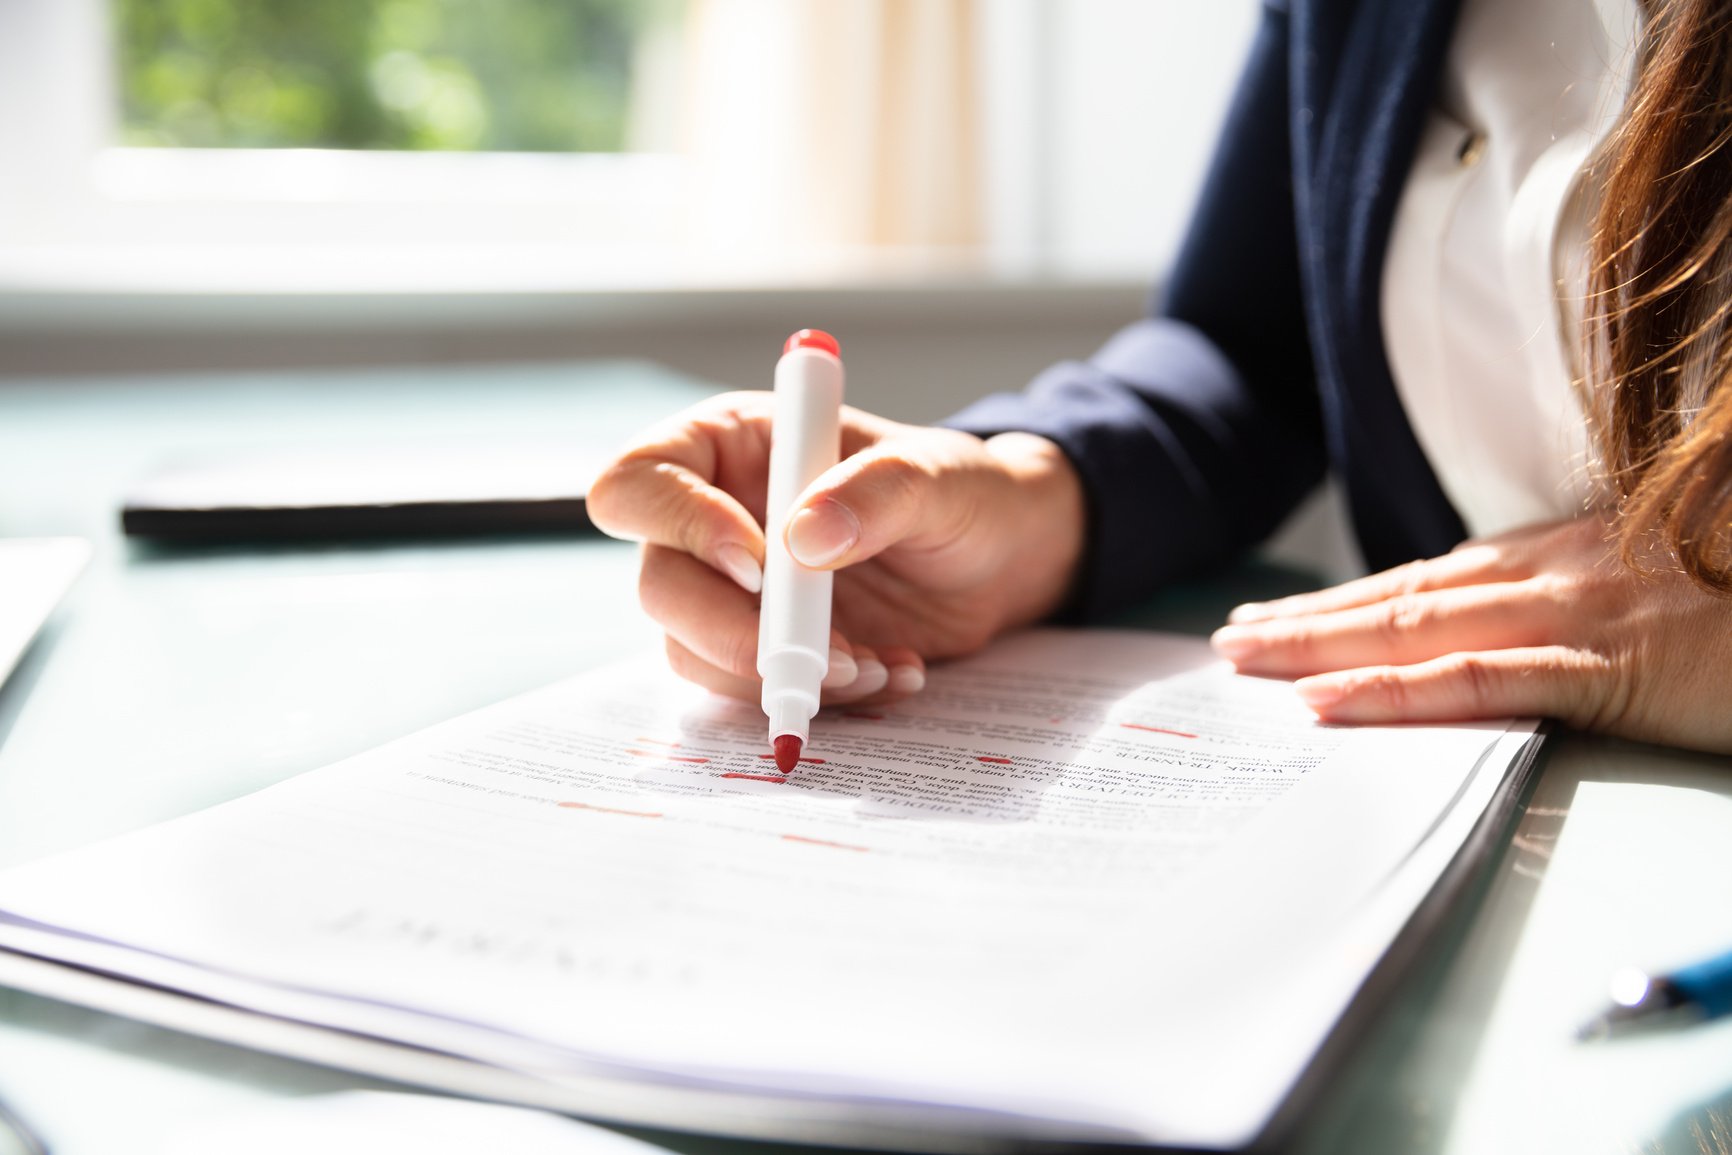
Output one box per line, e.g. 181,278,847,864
783,443,963,571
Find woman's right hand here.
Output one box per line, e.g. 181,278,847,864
586,391,1085,707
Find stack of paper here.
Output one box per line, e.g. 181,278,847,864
0,630,1537,1149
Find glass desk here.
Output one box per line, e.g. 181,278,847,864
0,364,1727,1154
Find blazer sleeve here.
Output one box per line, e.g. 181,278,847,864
947,0,1327,619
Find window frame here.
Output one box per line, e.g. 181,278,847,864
0,0,691,293
0,0,1255,298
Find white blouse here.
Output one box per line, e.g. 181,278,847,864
1381,0,1640,538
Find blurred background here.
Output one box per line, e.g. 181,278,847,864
0,0,1257,420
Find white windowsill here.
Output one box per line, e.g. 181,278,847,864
0,234,1157,335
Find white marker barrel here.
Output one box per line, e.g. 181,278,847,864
758,330,844,743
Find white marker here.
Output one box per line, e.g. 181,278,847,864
758,329,844,773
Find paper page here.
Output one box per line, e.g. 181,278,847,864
0,629,1511,1144
0,538,89,686
1160,721,1536,1146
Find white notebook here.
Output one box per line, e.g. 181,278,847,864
0,629,1540,1150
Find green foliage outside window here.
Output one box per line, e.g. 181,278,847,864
114,0,682,152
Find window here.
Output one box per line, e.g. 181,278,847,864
0,0,688,292
0,0,1253,296
113,0,682,153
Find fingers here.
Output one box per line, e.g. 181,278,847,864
663,636,926,708
822,636,859,690
644,543,927,707
602,397,945,711
834,645,891,702
664,635,759,702
1225,540,1531,625
875,645,928,697
784,433,981,571
1294,646,1617,728
666,636,884,704
592,400,970,594
588,395,771,595
640,544,859,682
1220,519,1631,731
1211,580,1564,677
640,545,762,681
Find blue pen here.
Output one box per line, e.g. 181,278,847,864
1578,947,1732,1040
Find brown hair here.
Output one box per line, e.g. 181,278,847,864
1586,0,1732,592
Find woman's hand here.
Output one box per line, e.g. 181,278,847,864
587,392,1085,707
1209,516,1732,753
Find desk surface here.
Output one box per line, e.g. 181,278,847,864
0,364,1728,1155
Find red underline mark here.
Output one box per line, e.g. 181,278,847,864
558,801,663,818
977,756,1013,765
1120,723,1200,739
626,750,710,763
759,753,826,765
721,772,788,784
782,834,869,852
633,736,681,748
843,711,884,721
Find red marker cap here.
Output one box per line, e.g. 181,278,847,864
784,329,840,358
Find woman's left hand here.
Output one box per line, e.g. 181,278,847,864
1209,516,1732,753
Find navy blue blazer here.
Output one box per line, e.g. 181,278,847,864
949,0,1468,617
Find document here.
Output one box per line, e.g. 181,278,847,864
0,629,1537,1149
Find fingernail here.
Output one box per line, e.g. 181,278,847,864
822,647,858,689
786,500,859,568
1210,625,1261,661
1295,677,1346,710
1228,602,1273,624
850,658,889,697
887,664,925,695
714,542,762,594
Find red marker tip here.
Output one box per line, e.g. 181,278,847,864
772,734,803,774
